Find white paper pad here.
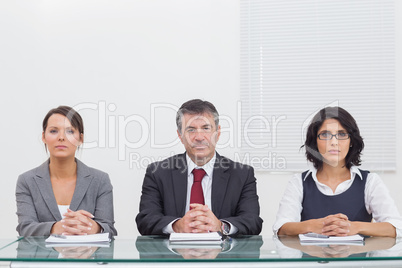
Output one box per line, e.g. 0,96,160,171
169,232,222,244
45,233,110,245
299,233,364,245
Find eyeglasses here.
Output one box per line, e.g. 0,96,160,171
317,132,350,140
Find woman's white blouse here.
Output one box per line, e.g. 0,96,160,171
58,205,69,220
273,166,402,237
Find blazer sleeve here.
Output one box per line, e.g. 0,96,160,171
93,173,118,236
16,174,55,236
135,163,178,235
221,166,263,235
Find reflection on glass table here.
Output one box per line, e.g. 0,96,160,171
0,238,23,250
16,236,114,260
135,235,263,260
2,235,402,264
274,235,402,259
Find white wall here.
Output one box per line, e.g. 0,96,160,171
0,0,400,238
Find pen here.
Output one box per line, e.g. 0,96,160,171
51,234,67,239
304,232,329,238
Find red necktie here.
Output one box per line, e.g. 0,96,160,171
190,168,206,205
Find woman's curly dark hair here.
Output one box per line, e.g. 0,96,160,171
302,107,364,170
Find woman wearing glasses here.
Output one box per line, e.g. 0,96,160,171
273,107,402,237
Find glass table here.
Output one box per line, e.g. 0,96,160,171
0,235,402,267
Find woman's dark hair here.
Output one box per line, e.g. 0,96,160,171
303,106,364,170
42,105,84,149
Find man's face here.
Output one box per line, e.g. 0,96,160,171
178,112,221,166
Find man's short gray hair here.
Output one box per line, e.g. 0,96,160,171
176,99,219,134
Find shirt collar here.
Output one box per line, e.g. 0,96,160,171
350,166,362,180
303,165,361,181
186,152,216,178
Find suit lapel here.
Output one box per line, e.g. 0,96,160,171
172,153,188,216
69,159,93,211
211,154,230,218
33,160,61,221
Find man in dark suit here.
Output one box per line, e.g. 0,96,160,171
136,99,263,235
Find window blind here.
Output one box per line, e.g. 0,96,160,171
239,0,396,171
